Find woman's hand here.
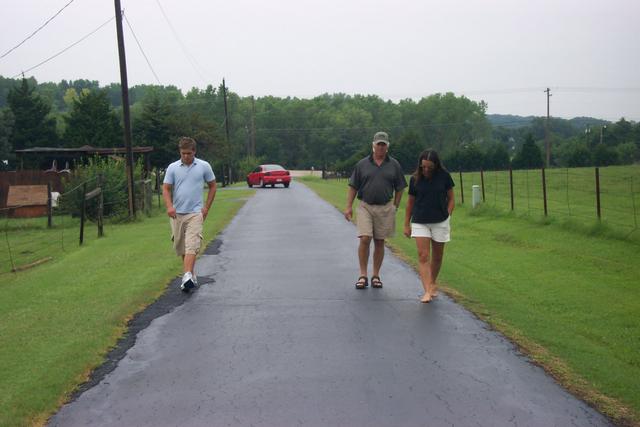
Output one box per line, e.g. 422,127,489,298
403,224,411,238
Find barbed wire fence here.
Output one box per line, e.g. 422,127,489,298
0,172,162,275
457,166,640,237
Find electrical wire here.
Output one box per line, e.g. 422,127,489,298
12,16,115,78
0,0,76,61
123,13,161,84
153,0,208,84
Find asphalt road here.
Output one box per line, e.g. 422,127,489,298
50,181,613,427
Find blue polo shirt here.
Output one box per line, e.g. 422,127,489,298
163,158,215,214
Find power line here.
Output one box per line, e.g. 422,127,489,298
123,13,161,84
153,0,208,84
0,0,76,61
12,16,115,79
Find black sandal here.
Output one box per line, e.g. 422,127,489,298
355,276,368,289
371,276,383,288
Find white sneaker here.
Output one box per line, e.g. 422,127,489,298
192,274,198,286
181,272,195,292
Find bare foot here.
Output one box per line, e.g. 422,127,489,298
420,293,432,303
430,287,439,298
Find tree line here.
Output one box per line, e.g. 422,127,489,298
0,75,638,176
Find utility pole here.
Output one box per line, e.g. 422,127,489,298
544,87,552,168
113,1,135,216
250,96,256,157
222,78,231,185
600,125,607,145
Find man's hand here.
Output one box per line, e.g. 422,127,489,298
167,206,176,219
344,207,353,221
201,207,210,221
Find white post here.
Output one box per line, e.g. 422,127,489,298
472,185,481,208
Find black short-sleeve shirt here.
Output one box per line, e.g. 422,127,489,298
349,155,407,205
408,169,455,223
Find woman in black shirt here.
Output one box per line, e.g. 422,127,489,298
403,150,455,303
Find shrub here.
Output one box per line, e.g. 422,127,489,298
60,156,143,220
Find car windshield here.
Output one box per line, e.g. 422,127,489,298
262,165,285,171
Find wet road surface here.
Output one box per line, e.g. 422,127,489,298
50,182,612,427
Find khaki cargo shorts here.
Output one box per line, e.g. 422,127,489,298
170,212,203,256
356,201,396,240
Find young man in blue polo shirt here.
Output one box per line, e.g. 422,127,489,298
162,137,217,292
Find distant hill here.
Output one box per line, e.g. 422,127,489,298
486,114,536,129
487,114,610,131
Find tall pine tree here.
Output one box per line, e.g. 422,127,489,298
7,78,58,151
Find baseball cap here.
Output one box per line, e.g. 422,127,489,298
372,131,390,145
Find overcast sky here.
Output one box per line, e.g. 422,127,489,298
1,0,638,121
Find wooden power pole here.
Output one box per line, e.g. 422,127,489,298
113,1,136,216
544,87,552,168
250,96,256,157
222,78,231,185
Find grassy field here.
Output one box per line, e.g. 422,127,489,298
456,165,640,236
0,187,253,427
300,175,640,427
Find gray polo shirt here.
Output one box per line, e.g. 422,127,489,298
349,154,407,205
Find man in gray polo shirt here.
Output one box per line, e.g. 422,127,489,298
162,136,217,292
344,131,407,289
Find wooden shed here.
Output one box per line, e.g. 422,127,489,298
6,185,49,218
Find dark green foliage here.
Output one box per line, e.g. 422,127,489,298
483,142,511,170
512,134,543,169
445,143,485,171
393,131,425,173
7,78,58,154
591,144,619,166
0,109,14,170
63,90,122,148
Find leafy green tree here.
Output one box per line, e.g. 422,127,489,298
63,90,122,148
615,142,638,164
556,140,592,167
0,109,14,170
393,131,424,173
512,134,543,169
7,78,58,152
483,141,511,170
133,89,179,168
591,144,619,166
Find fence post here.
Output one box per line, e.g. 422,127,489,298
480,169,486,202
459,171,465,204
595,167,601,220
47,182,52,228
97,174,104,237
156,168,162,209
542,167,548,216
80,183,87,245
509,167,514,211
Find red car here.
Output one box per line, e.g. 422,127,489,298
247,164,291,188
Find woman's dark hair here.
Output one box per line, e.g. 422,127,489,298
412,149,447,182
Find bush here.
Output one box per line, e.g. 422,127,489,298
60,156,143,220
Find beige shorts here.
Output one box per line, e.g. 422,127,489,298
170,212,203,256
356,201,396,240
411,217,451,242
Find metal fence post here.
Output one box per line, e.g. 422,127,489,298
480,169,486,202
80,183,87,245
595,167,601,220
509,167,514,211
47,182,52,228
459,171,465,204
542,167,548,216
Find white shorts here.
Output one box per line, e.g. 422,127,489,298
411,217,451,242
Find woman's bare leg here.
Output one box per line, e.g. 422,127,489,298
415,237,433,302
429,241,445,297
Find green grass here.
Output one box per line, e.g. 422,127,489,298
300,175,640,426
0,188,253,427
